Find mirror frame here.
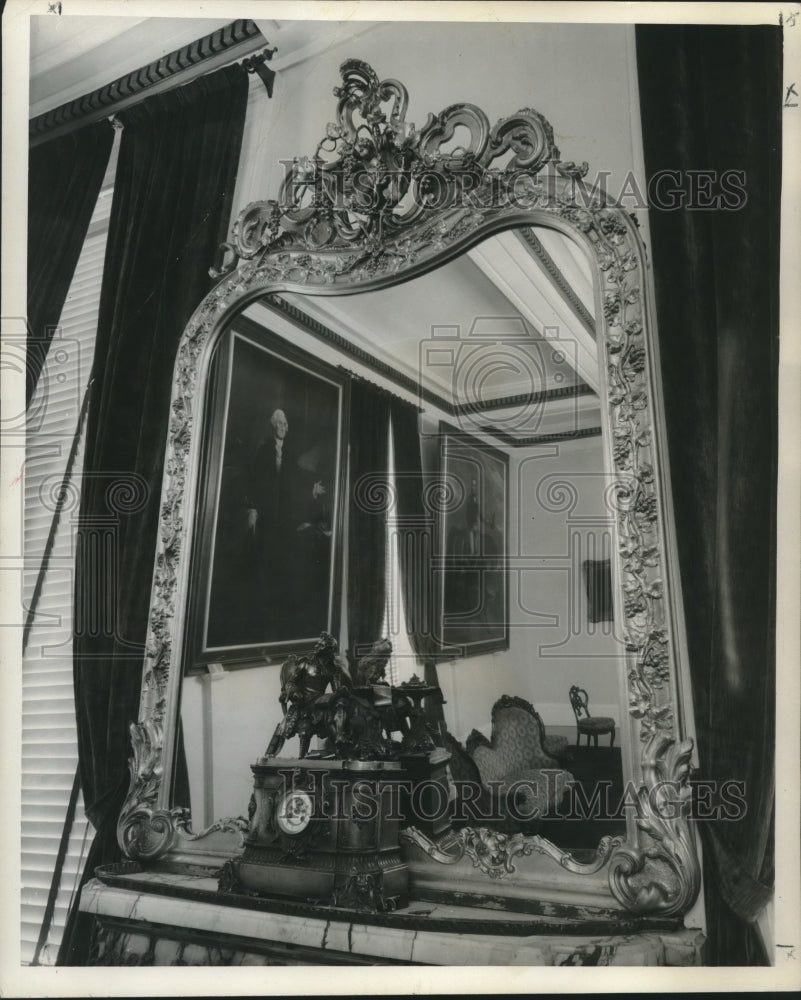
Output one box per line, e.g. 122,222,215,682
116,59,701,919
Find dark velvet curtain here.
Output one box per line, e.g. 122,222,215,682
27,123,114,406
58,64,248,966
635,25,780,966
390,398,444,724
346,380,391,657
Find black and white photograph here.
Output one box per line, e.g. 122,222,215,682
1,1,798,994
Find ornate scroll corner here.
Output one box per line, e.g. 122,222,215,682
175,813,250,847
607,734,701,917
401,825,625,880
117,719,182,863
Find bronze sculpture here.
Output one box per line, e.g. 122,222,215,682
265,632,437,760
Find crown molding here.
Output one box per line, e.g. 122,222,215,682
265,294,596,446
518,228,596,337
453,382,594,415
29,19,265,146
466,231,600,392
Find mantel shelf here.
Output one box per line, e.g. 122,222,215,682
80,866,704,966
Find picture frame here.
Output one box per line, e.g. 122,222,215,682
436,422,509,658
184,315,349,672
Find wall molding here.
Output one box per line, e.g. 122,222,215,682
269,295,447,409
507,426,603,447
518,229,597,338
477,423,603,450
30,19,265,145
268,295,595,446
453,382,595,415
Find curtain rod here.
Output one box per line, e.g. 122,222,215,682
30,19,269,148
338,366,424,413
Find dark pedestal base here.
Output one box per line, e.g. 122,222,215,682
236,845,409,911
227,756,410,911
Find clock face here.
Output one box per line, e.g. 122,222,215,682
276,789,314,835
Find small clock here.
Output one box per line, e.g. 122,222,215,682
276,789,314,835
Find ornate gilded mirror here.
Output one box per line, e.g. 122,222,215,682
115,59,700,921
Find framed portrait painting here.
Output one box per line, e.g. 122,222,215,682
436,423,509,657
185,316,349,672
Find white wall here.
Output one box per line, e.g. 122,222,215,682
434,435,624,743
234,21,647,230
513,437,624,725
182,22,643,823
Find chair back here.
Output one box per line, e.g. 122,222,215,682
569,684,592,721
468,695,558,785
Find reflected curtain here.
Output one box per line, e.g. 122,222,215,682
636,25,780,965
27,122,114,406
390,398,444,724
58,64,248,965
346,380,391,657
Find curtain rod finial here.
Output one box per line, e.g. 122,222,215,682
242,46,278,98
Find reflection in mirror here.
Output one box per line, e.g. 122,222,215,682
175,224,627,857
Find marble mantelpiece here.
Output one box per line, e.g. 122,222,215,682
79,870,704,966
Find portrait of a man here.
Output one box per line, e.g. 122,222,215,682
244,407,330,641
197,325,346,663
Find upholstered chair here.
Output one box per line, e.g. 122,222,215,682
462,696,575,830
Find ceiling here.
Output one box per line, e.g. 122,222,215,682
28,14,601,441
28,16,375,119
277,225,598,442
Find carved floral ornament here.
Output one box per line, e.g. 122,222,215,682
119,59,701,918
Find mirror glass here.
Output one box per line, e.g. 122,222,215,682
175,222,627,855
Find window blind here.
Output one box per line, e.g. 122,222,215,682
21,135,119,965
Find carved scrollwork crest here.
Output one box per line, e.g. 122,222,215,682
214,57,566,276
